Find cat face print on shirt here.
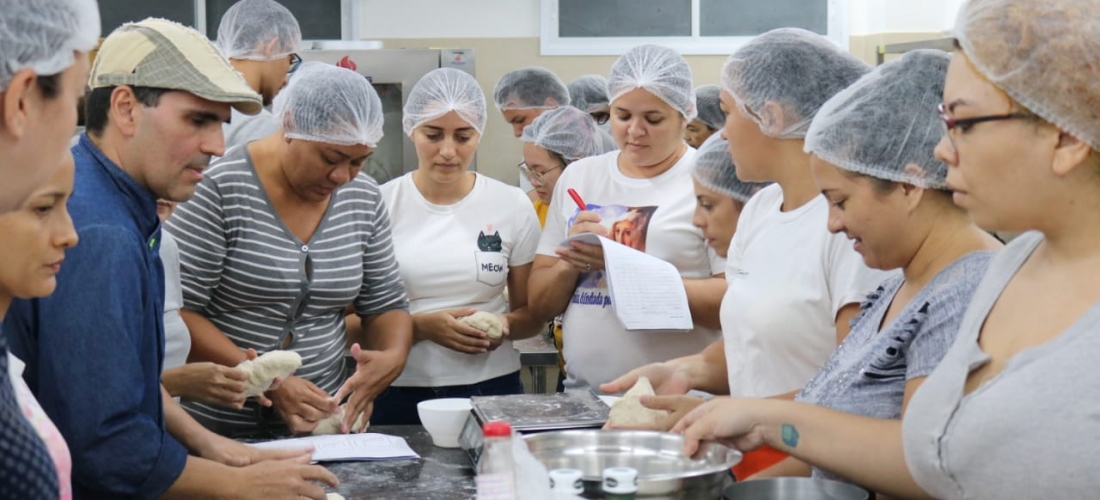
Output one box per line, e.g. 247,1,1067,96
474,224,507,286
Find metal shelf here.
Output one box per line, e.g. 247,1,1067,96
876,37,956,64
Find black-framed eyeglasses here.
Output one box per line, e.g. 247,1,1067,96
287,53,302,74
589,111,610,125
518,161,564,187
937,102,1030,134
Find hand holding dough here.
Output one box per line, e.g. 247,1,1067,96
606,376,668,428
312,403,370,435
236,351,303,398
458,311,504,339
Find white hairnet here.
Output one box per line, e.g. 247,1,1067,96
493,67,571,110
806,50,950,189
956,0,1100,151
609,44,696,120
520,106,606,162
568,74,610,113
693,134,771,203
404,67,487,137
721,28,870,139
274,64,384,147
0,0,100,90
216,0,302,61
694,85,725,130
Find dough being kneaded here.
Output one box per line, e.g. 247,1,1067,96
606,376,667,428
312,403,370,435
236,351,303,398
458,311,504,339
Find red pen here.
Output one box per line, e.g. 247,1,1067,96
567,188,587,210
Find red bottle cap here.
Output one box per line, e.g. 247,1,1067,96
482,421,512,437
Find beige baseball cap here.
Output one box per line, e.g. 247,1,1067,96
89,18,262,115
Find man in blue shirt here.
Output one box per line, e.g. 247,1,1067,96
3,18,338,500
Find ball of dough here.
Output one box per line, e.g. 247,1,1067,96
458,311,504,339
236,351,303,398
606,376,668,428
312,403,370,435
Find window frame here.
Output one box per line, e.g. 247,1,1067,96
540,0,850,56
193,0,362,42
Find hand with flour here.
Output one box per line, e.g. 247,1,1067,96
228,454,340,500
163,349,279,409
412,308,494,354
266,375,340,435
458,310,510,352
331,343,404,434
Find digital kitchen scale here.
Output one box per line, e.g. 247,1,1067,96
458,390,611,465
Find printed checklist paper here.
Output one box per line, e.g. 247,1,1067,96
562,233,693,331
251,433,420,462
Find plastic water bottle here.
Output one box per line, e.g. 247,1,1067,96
601,466,638,499
475,421,517,500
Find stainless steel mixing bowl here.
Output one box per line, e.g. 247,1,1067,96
722,477,871,500
524,429,742,498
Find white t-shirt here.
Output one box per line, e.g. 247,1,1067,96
160,231,191,373
382,173,541,387
536,149,724,391
721,184,895,398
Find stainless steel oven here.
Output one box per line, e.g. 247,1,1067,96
300,48,477,185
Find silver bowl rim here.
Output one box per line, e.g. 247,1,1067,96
523,429,743,482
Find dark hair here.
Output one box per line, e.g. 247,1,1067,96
547,150,569,169
84,86,170,136
35,73,62,99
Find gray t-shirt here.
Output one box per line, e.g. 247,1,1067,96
903,232,1100,499
166,146,409,436
797,250,995,482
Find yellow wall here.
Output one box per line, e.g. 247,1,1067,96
381,32,946,187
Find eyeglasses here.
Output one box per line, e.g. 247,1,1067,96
287,53,302,74
937,102,1031,136
518,161,563,187
589,111,610,125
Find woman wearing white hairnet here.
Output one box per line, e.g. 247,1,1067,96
518,105,611,392
689,135,770,260
0,0,99,497
567,74,619,153
684,85,724,149
650,50,1002,491
568,74,611,125
602,29,892,479
676,1,1100,497
530,45,726,393
167,64,414,436
371,68,543,425
520,106,613,226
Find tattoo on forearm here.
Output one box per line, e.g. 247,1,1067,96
781,423,799,448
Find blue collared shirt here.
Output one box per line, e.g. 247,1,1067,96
4,134,187,500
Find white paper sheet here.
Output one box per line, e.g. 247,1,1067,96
250,433,420,462
562,233,693,331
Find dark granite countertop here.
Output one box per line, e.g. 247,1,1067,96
322,425,475,500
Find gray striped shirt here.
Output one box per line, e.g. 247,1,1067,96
165,146,408,436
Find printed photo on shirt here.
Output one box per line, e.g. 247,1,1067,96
567,204,658,252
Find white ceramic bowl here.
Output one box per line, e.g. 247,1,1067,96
417,398,472,448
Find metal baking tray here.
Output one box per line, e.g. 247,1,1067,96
470,390,610,432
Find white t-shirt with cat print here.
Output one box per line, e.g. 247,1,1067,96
536,149,725,391
382,172,542,387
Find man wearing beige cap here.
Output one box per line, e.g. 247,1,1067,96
3,18,338,500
